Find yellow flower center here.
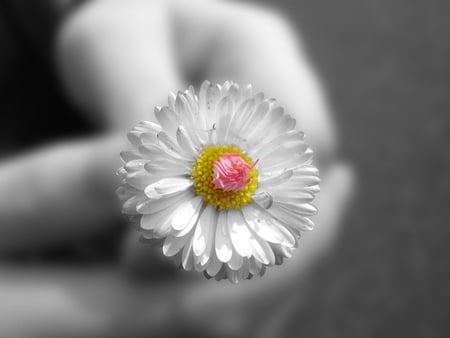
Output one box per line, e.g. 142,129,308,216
190,145,258,210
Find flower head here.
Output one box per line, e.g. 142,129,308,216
117,81,320,283
212,153,255,192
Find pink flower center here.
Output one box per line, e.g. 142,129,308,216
212,153,256,192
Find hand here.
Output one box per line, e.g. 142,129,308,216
0,0,354,336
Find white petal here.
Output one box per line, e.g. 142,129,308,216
232,98,257,135
157,131,185,157
200,81,221,130
269,177,319,193
267,190,315,204
143,153,190,168
226,266,239,284
251,135,304,161
227,83,240,105
140,206,174,232
144,161,190,177
176,126,198,157
251,191,273,209
156,130,195,161
177,104,203,147
138,146,191,173
248,116,297,157
269,204,316,231
245,106,285,147
294,165,320,178
214,265,227,281
258,146,314,176
136,190,192,214
258,170,293,189
206,252,223,277
117,167,127,178
116,185,138,201
258,142,308,167
254,92,264,104
122,195,145,215
238,100,270,138
168,92,176,111
239,83,252,98
251,130,304,158
144,177,192,199
138,144,169,159
176,91,193,116
126,171,155,190
272,243,294,260
176,92,205,144
227,248,243,270
234,97,256,122
238,259,251,280
305,184,320,194
124,159,148,173
181,236,194,270
274,202,318,217
249,257,263,276
184,86,198,113
300,175,321,189
172,251,182,267
171,195,203,231
220,81,234,98
228,209,253,258
241,204,291,245
120,150,141,163
174,205,202,238
163,235,189,256
215,97,234,144
215,211,233,263
139,132,158,145
198,207,218,266
155,106,179,137
133,121,161,133
249,232,275,265
194,257,208,272
193,205,215,257
265,169,319,199
223,99,255,146
127,131,143,146
226,262,250,283
176,91,193,113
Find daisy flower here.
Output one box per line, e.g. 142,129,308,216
117,81,319,283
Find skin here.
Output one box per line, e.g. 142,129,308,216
0,0,354,336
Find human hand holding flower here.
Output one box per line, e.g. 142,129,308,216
0,0,353,336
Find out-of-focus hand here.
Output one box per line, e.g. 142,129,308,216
58,0,337,155
0,0,353,337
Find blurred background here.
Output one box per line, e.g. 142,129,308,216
0,0,449,337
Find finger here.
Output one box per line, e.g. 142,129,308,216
0,134,125,255
0,265,185,337
0,266,112,337
172,0,337,158
56,0,184,129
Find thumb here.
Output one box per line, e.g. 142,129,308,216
0,134,125,254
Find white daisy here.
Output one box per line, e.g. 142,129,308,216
117,81,320,283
